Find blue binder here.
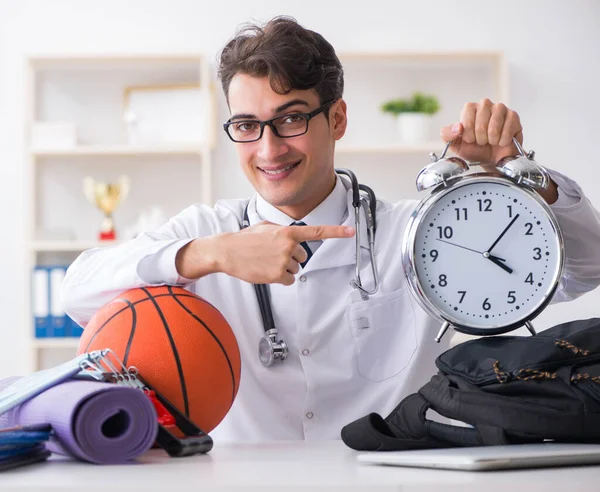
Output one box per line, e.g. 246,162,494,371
32,267,50,338
68,317,84,338
49,266,68,338
0,424,52,472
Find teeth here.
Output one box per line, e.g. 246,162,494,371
263,162,297,175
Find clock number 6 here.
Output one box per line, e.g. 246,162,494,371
482,298,491,311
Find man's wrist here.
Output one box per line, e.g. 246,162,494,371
480,163,558,205
175,235,225,280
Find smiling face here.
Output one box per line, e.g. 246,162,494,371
227,74,347,220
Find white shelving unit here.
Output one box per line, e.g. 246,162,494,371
21,50,507,372
23,54,216,372
336,142,443,154
31,145,205,157
334,50,508,203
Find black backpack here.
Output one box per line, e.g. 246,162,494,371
341,318,600,451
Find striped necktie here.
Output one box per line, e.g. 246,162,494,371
291,221,313,268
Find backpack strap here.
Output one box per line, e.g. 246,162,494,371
341,392,453,451
341,375,513,451
419,374,519,446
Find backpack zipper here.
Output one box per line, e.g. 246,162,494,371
441,349,600,386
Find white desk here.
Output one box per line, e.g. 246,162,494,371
2,440,599,491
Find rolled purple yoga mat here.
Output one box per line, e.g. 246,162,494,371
0,377,158,464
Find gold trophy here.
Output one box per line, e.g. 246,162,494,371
84,175,130,241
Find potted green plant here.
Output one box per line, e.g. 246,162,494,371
381,92,440,143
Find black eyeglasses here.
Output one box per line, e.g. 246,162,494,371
223,100,335,143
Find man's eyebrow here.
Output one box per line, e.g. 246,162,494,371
229,99,310,121
275,99,310,113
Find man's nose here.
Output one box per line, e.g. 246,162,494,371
256,125,288,161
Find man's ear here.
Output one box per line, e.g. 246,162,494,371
331,99,347,141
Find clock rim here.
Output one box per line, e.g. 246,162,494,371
401,174,565,336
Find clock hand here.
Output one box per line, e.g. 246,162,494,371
485,253,513,274
487,214,520,253
436,239,506,261
436,239,483,255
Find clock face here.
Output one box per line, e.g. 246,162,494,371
409,179,563,332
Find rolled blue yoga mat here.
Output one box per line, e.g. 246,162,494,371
0,377,158,464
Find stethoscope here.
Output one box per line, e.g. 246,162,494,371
241,168,380,367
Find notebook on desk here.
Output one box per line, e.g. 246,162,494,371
356,443,600,471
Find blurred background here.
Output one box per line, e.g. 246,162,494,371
0,0,599,376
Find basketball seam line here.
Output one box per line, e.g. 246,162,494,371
141,287,190,418
82,297,141,354
167,285,238,407
81,292,204,354
123,299,137,367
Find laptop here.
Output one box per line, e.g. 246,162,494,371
356,443,600,471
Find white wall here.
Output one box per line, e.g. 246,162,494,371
1,0,599,376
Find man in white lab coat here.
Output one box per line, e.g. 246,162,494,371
62,16,600,442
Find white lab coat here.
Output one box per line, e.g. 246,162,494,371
61,170,600,442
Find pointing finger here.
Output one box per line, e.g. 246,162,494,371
289,224,355,242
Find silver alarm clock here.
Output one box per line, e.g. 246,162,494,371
401,137,565,343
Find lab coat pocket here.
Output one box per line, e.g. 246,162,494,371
347,287,417,381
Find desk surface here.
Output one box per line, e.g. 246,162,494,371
2,440,599,491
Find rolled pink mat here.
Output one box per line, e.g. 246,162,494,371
0,377,158,464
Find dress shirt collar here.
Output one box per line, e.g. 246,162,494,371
254,174,348,227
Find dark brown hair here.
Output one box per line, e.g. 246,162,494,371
217,16,344,109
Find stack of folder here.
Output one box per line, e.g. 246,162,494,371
32,265,83,338
0,424,52,471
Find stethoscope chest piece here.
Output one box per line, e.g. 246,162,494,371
258,329,289,367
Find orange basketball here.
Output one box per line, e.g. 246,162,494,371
77,285,241,434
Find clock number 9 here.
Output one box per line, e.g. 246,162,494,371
430,249,439,262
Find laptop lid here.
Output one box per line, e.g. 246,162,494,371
357,443,600,471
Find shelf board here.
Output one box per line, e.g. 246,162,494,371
29,54,205,70
34,338,80,349
336,142,441,154
31,240,121,252
31,144,205,157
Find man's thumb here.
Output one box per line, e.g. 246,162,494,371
441,122,463,143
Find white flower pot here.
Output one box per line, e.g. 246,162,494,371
396,113,432,143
